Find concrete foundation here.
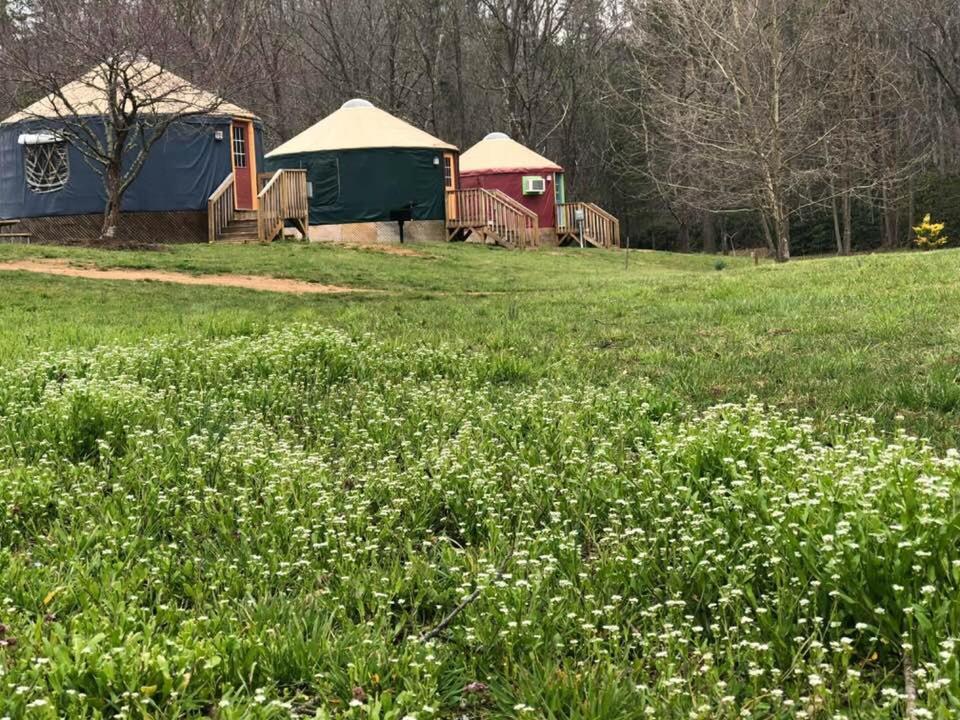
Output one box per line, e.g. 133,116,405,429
308,220,446,245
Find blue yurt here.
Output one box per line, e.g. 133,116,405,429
0,60,263,243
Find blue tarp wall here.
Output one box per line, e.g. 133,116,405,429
0,116,263,219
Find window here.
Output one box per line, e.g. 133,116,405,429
20,133,69,193
555,173,566,226
443,154,455,189
232,125,247,168
308,156,340,207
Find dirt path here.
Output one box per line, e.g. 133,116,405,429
0,259,370,295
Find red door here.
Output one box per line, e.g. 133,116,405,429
231,120,255,210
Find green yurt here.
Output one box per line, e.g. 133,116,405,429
265,99,459,226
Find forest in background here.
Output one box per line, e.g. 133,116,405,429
2,0,960,257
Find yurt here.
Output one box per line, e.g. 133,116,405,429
459,132,564,243
265,99,458,243
0,60,263,244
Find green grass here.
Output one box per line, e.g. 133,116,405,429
0,242,958,445
1,242,959,717
0,326,958,718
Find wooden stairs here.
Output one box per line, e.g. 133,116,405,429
208,169,309,243
556,202,620,249
445,190,620,250
446,188,539,249
215,211,259,243
0,219,32,243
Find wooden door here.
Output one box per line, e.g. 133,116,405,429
231,120,256,210
443,152,457,221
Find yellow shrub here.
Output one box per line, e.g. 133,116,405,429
913,213,949,249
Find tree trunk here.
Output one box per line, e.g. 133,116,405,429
907,178,915,246
831,188,843,255
842,191,853,255
702,211,717,254
777,212,791,262
881,182,898,249
759,211,775,256
100,161,123,242
761,175,790,261
676,219,690,253
765,197,790,262
884,205,898,249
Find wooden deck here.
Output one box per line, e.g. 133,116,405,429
446,191,620,251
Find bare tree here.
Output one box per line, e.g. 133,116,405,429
297,0,421,116
619,0,865,261
1,0,250,241
469,0,575,146
1,0,959,254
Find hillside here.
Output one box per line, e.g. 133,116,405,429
0,244,959,718
1,243,958,444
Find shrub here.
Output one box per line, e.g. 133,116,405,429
913,213,950,249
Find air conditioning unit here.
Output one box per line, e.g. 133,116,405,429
522,175,546,195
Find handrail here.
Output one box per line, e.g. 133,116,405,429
446,188,540,248
207,174,235,243
585,203,618,224
585,203,621,247
256,169,309,243
489,189,537,219
557,201,620,248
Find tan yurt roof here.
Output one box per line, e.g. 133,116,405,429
1,59,257,125
266,99,457,157
460,132,562,174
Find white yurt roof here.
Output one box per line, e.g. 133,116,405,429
266,99,457,157
1,59,257,125
460,132,562,174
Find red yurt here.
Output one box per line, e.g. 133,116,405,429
458,132,565,238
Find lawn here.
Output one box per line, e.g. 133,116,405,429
0,242,958,718
0,242,958,444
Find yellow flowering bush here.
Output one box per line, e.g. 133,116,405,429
913,213,949,249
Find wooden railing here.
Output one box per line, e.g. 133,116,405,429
256,169,310,243
207,174,236,243
446,188,540,248
557,202,621,249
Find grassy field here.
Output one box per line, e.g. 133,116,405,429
0,242,959,718
1,242,958,444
